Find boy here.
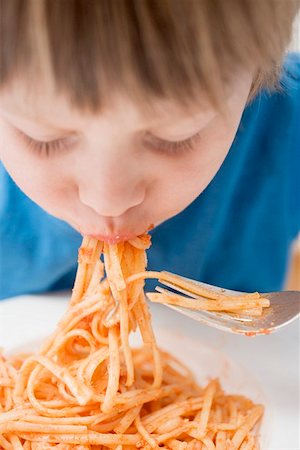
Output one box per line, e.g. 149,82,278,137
0,0,299,300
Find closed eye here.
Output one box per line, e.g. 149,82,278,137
15,129,73,157
144,131,201,156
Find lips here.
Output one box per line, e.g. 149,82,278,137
71,220,149,243
87,232,139,244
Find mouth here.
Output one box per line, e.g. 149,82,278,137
87,233,139,244
68,211,155,243
83,224,155,244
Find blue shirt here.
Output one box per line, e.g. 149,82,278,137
1,53,299,300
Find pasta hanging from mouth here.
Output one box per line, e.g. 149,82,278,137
0,235,264,449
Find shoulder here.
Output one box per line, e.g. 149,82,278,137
0,162,81,299
277,52,300,114
279,53,300,236
248,52,300,119
239,52,300,238
241,52,300,140
0,161,22,219
281,52,300,87
0,161,43,231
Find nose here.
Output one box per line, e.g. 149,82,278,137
78,173,146,218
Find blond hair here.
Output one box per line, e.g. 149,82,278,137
0,0,299,110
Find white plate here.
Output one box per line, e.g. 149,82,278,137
0,294,299,449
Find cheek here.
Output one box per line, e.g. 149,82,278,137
0,131,71,214
152,118,238,219
176,133,233,189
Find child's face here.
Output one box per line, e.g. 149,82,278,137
0,73,252,242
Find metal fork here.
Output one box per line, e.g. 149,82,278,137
152,271,300,335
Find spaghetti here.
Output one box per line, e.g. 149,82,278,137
127,271,269,317
0,235,264,449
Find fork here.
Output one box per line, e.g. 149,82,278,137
151,271,300,335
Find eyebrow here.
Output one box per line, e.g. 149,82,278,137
0,90,218,138
0,106,74,133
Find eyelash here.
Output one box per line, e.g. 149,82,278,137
16,129,201,158
145,132,201,156
16,130,69,157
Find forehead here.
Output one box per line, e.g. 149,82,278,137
0,79,217,132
